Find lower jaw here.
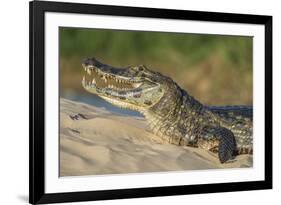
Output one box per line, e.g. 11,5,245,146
99,95,145,112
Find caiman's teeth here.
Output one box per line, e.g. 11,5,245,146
83,67,143,90
87,68,91,75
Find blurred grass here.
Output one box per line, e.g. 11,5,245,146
60,27,253,105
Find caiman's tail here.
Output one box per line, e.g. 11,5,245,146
208,105,253,119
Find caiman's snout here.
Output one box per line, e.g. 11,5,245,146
81,57,144,92
81,57,164,110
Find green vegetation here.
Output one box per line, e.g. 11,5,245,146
60,27,253,105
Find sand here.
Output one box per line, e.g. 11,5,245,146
60,98,253,177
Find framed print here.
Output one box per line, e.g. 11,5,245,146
29,0,272,204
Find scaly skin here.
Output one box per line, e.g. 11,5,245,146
81,58,253,163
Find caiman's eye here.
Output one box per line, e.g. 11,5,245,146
132,65,146,72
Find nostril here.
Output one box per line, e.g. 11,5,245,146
82,58,91,66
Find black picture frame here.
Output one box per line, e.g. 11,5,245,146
29,0,272,204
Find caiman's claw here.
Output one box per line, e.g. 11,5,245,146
216,127,237,163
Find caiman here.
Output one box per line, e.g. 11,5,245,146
81,58,253,163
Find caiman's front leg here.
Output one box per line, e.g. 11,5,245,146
198,126,238,163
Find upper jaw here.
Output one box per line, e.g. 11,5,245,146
82,57,132,80
82,63,134,81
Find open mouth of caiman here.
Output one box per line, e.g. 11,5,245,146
82,64,143,92
81,58,160,97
